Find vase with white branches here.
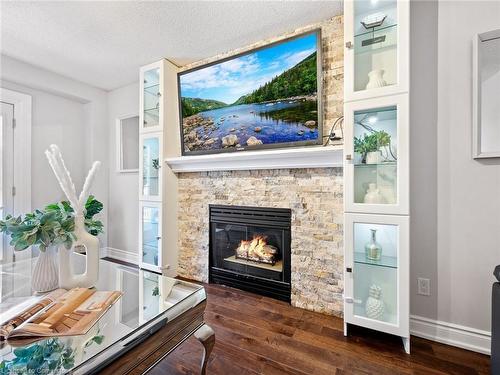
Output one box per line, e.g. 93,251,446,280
45,144,101,289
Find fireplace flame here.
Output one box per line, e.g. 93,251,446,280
236,235,278,264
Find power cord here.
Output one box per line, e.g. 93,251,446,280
323,116,344,146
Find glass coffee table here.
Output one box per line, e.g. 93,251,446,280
0,256,214,374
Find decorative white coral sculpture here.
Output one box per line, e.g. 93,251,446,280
45,144,101,289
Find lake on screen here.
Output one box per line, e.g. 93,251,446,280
185,100,319,152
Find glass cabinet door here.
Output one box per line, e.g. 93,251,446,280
344,0,409,100
344,94,408,215
344,213,408,337
139,202,162,271
140,134,162,200
353,222,398,325
141,66,162,131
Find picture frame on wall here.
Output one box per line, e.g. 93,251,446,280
116,114,140,173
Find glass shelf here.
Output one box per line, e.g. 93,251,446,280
354,24,397,54
144,107,160,113
144,84,160,96
354,22,398,38
354,161,397,168
354,252,397,269
145,83,159,90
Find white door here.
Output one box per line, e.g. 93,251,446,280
0,102,15,263
0,90,32,301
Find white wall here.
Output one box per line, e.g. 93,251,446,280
410,1,500,350
0,55,109,246
436,0,500,332
0,81,86,209
106,83,139,259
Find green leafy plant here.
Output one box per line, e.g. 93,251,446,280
0,338,75,375
45,195,104,236
0,196,104,252
354,131,391,161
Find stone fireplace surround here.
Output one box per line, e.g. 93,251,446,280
177,168,344,316
172,15,344,316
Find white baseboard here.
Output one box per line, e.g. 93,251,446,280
410,315,491,355
102,247,139,265
99,247,108,258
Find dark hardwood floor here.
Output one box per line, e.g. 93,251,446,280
150,283,490,375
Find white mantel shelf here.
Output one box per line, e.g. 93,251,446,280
164,145,343,173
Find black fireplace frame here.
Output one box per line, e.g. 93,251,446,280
209,204,291,302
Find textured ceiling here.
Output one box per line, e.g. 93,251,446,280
0,1,343,91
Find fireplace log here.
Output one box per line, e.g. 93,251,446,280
235,236,278,265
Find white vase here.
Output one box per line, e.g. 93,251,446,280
366,69,387,90
365,284,385,320
59,215,100,289
32,246,59,293
364,183,384,204
366,151,380,164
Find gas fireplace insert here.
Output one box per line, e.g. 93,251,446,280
209,205,291,302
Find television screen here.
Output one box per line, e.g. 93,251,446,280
178,30,322,155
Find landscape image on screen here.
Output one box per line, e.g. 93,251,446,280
179,31,320,154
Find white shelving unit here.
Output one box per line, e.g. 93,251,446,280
343,0,410,353
138,60,180,276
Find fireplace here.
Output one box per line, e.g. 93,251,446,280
209,205,291,302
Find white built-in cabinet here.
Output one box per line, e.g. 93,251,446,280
139,60,180,276
343,0,410,353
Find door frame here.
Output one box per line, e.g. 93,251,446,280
0,88,32,214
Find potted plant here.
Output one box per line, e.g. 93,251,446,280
354,130,391,164
0,196,103,293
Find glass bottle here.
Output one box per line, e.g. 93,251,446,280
365,229,382,261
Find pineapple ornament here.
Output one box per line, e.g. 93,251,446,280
365,284,385,320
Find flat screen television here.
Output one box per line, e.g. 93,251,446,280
178,29,322,155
